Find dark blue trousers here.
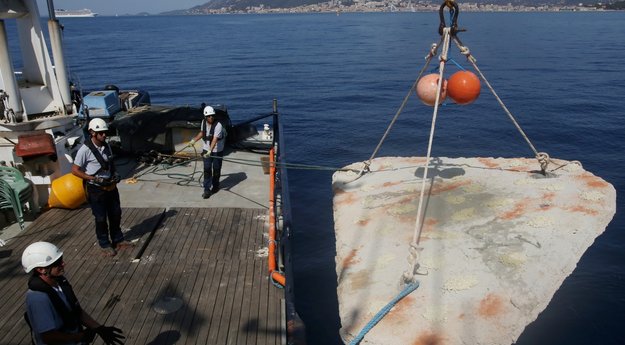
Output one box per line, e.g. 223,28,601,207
203,151,223,193
86,184,124,248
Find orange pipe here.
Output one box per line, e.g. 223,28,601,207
268,148,285,286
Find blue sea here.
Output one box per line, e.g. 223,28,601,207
10,11,625,344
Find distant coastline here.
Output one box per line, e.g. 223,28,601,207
166,2,614,15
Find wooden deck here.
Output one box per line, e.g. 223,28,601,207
0,207,285,345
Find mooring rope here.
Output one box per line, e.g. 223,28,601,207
348,281,420,345
125,149,358,186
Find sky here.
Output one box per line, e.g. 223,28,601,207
43,0,209,16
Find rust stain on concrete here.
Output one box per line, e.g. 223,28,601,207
499,199,529,220
383,295,415,325
478,157,500,169
567,205,599,216
383,181,402,188
430,180,471,196
356,218,370,226
576,173,610,189
335,190,358,206
423,218,438,233
478,293,504,318
341,249,360,270
412,331,447,345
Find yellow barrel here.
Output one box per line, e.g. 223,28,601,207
48,173,86,209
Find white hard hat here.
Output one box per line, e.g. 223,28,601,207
203,106,215,116
88,118,108,132
21,241,63,273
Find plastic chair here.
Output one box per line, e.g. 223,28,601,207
0,166,35,229
0,166,31,200
0,178,24,230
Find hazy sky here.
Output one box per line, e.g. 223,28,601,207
46,0,208,16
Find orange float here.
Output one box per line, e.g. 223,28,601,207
416,73,447,106
447,70,481,105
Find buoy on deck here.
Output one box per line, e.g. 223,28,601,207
48,173,86,209
416,73,447,106
447,71,481,105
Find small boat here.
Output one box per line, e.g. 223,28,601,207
54,8,98,18
332,3,616,345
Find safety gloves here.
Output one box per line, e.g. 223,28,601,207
187,139,196,147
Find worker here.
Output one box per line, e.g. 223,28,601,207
22,241,125,344
72,118,132,257
189,106,226,199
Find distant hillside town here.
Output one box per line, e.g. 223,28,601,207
161,0,622,14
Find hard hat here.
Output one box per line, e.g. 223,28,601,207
88,118,108,132
21,241,63,273
203,106,215,116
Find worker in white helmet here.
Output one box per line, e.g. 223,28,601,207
72,118,132,257
188,105,227,199
22,241,124,344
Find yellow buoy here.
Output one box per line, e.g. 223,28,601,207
48,173,86,209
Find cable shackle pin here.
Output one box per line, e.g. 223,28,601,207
438,0,464,36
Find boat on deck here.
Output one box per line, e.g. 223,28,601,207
332,3,616,345
0,1,303,343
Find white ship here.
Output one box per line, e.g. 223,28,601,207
54,8,97,17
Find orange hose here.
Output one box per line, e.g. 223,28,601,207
268,148,285,286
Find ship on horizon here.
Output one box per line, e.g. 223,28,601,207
54,8,97,17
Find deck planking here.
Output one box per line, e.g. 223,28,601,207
0,206,284,345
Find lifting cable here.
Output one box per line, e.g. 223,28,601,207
357,39,443,177
400,1,552,284
403,27,453,285
451,36,551,172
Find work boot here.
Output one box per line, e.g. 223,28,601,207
115,240,135,250
202,191,211,199
101,247,117,257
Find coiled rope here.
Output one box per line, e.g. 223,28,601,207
348,281,420,345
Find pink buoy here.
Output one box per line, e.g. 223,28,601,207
416,73,447,106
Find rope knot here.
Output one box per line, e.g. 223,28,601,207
362,161,371,174
428,43,439,58
536,152,550,173
402,243,426,284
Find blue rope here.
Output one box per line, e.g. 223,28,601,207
448,58,466,71
348,281,420,345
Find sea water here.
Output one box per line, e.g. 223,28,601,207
9,11,625,344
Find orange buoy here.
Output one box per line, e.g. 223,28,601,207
416,73,447,106
447,71,481,105
48,173,86,209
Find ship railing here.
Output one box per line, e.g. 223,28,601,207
269,99,306,344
